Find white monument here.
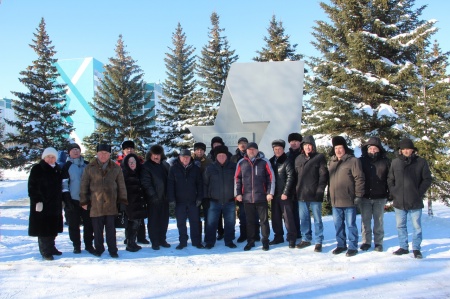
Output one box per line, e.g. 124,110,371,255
189,61,304,156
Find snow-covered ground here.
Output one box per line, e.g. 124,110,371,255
1,170,450,299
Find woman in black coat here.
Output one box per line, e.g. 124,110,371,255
28,147,64,261
122,153,147,252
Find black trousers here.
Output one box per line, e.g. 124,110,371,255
175,202,201,246
148,201,169,246
38,235,56,256
237,201,260,239
66,200,94,249
91,215,117,254
244,202,270,244
271,197,297,241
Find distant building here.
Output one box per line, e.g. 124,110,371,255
55,57,162,146
0,97,18,139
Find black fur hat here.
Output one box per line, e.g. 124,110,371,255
271,139,286,149
288,133,303,143
121,140,135,150
214,145,229,158
210,136,224,147
194,142,207,151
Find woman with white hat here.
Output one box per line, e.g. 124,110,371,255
28,147,64,261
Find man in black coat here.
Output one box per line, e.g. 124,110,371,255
269,139,297,248
286,132,303,239
167,149,204,249
388,138,432,259
295,135,329,253
358,137,390,252
141,145,171,250
203,145,237,249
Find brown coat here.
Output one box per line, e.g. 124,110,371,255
80,159,128,217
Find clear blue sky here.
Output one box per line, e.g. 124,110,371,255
0,0,448,99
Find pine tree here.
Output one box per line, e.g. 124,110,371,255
395,40,450,206
304,0,434,150
5,18,75,170
253,15,303,62
83,35,156,156
196,12,239,125
158,23,197,154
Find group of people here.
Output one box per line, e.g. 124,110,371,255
28,133,432,260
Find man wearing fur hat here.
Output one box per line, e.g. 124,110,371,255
287,132,303,240
141,144,171,250
192,142,213,241
167,149,204,249
269,139,297,248
358,137,390,252
388,138,432,259
235,142,275,251
61,143,95,254
328,136,365,257
80,144,128,258
204,145,238,249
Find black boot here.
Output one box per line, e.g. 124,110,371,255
126,225,142,252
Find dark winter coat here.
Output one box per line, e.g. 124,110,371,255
230,148,245,163
28,160,64,237
295,136,329,202
269,152,295,199
141,158,170,204
167,157,203,204
192,154,213,173
387,153,432,210
62,156,88,201
328,153,365,208
234,152,275,204
122,154,147,220
80,158,128,217
359,137,390,200
204,159,237,204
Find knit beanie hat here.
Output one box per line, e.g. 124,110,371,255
247,142,258,150
42,147,58,159
237,137,248,144
210,136,224,147
398,138,415,150
68,143,81,153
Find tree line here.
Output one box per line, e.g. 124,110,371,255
1,1,449,205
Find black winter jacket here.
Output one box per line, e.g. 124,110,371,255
269,153,295,199
122,154,147,220
359,137,390,200
204,160,237,204
167,158,203,204
141,158,170,204
234,152,275,204
230,148,245,163
28,160,64,237
295,152,329,202
387,153,432,210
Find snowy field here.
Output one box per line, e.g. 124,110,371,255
1,169,450,299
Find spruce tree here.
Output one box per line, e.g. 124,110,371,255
304,0,434,150
395,40,450,207
83,35,155,156
196,12,239,125
158,23,197,154
253,15,302,62
5,18,75,169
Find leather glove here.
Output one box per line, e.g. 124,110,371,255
36,202,43,212
63,192,73,211
315,193,324,202
169,202,176,210
354,197,363,205
119,203,127,212
196,200,202,207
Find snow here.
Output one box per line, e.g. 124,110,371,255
1,173,450,298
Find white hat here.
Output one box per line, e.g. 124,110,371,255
42,147,58,159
